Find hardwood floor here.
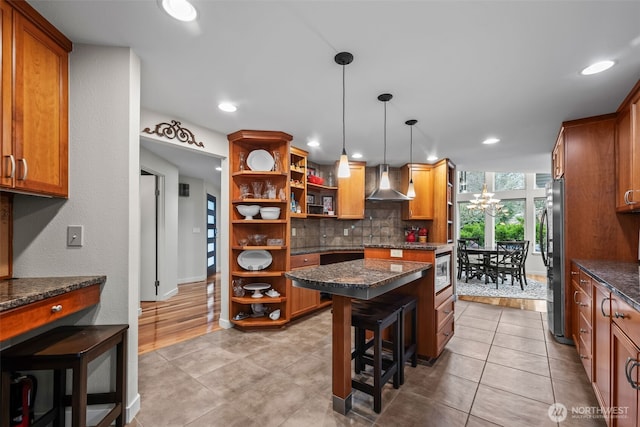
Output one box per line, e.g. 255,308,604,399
138,274,222,354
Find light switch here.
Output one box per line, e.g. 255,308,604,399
67,225,83,247
343,229,349,236
292,228,296,237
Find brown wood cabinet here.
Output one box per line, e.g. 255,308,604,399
611,320,640,427
615,80,640,212
431,159,455,243
289,253,320,318
401,163,434,220
228,130,291,328
0,192,11,279
337,161,365,219
552,128,565,179
290,146,307,218
593,280,611,421
0,0,71,197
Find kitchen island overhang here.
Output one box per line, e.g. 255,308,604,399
285,258,432,415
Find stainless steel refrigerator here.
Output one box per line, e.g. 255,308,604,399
540,179,572,344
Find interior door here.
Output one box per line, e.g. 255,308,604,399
207,193,217,276
140,173,158,301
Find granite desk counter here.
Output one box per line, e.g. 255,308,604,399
285,259,432,415
0,276,106,341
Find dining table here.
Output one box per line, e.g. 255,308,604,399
462,246,498,282
285,258,432,415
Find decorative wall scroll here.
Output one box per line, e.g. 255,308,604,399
142,120,204,148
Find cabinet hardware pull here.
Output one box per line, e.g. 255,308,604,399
573,291,581,304
580,279,588,284
580,354,588,359
625,357,640,390
443,332,450,337
303,258,308,262
570,271,579,276
51,304,63,313
4,155,15,178
579,303,588,308
579,328,587,334
614,311,626,319
600,297,611,318
444,310,451,314
18,158,27,181
624,190,631,205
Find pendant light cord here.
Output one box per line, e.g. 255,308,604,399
409,125,413,180
342,64,346,152
383,100,387,164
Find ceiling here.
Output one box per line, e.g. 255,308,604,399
29,0,640,181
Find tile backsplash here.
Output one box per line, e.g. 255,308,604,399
291,201,429,248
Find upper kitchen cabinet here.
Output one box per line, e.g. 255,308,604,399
337,161,365,219
552,129,565,179
0,0,71,197
401,163,434,220
431,159,455,244
615,80,640,212
289,146,307,218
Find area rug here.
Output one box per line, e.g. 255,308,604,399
456,275,547,300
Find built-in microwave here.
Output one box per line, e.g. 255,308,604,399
435,253,451,294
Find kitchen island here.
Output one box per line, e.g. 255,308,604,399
285,258,432,415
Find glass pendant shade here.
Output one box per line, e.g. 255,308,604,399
407,178,416,198
380,165,391,190
338,148,350,178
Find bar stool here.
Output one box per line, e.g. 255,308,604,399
351,299,402,413
0,324,128,427
374,293,418,385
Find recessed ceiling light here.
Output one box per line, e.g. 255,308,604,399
352,152,363,159
218,102,237,113
161,0,197,22
215,166,222,172
427,155,438,161
482,137,500,145
307,140,320,147
581,60,615,76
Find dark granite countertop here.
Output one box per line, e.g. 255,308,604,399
291,246,364,255
285,258,431,300
573,260,640,311
365,243,453,252
0,276,107,312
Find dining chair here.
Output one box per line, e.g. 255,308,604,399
457,239,484,282
491,241,527,290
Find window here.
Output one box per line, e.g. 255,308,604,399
494,199,525,241
535,173,552,189
458,201,486,245
458,171,484,194
495,172,525,191
534,198,546,252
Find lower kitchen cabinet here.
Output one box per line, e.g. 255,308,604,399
289,253,320,318
611,323,639,427
593,280,611,420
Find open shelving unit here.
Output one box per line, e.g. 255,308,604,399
228,130,292,328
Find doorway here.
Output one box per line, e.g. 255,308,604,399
207,194,217,276
140,172,159,301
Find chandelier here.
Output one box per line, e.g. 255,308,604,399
467,183,506,217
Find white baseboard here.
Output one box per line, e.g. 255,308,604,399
127,393,141,423
162,287,179,300
178,275,206,285
219,317,233,329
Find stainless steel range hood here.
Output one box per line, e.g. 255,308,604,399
367,164,411,202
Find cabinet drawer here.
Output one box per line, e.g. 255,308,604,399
436,315,454,355
578,311,592,357
436,297,454,331
611,294,640,345
0,284,100,341
290,253,320,269
435,284,453,308
578,270,592,297
578,332,592,381
575,288,592,327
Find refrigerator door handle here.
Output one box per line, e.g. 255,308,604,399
540,208,549,267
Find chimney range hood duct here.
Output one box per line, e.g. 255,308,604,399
367,164,412,202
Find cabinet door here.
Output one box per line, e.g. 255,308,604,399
13,12,68,196
0,1,12,189
611,324,639,427
402,165,434,220
592,281,611,413
552,130,564,179
290,254,320,318
337,162,365,219
615,93,640,212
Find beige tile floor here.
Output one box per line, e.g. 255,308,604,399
130,300,607,427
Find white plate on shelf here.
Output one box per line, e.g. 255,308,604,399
247,149,274,171
237,250,273,271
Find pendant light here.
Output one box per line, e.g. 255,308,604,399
406,119,417,198
335,52,353,178
367,94,411,201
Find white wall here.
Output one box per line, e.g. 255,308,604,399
178,175,206,283
140,147,179,300
11,44,142,420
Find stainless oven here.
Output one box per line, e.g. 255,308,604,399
435,253,451,293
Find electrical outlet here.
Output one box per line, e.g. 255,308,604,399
67,225,83,247
343,229,349,236
292,228,296,237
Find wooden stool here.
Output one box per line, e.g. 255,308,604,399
351,300,402,413
375,294,418,385
1,324,128,427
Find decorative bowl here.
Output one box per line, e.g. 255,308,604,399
236,204,260,220
308,175,324,185
248,234,268,245
260,207,281,220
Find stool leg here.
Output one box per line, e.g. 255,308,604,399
354,327,365,374
410,307,418,367
53,369,65,427
71,361,88,427
396,312,404,387
373,329,382,414
1,370,11,427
